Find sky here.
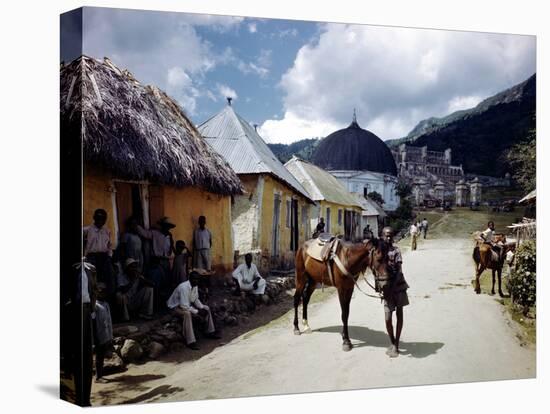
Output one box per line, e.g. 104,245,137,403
61,7,536,144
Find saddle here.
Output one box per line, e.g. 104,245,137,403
306,233,338,262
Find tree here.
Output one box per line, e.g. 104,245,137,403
367,191,384,206
506,129,536,192
395,180,412,198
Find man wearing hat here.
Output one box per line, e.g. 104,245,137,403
115,258,154,321
166,271,220,350
137,216,176,294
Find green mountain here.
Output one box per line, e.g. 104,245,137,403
268,138,319,163
387,74,536,177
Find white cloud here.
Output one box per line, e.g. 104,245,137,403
217,84,238,101
259,110,340,144
82,8,241,115
262,23,535,141
447,95,483,113
167,67,192,88
248,23,257,33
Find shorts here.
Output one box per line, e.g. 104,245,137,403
383,290,409,315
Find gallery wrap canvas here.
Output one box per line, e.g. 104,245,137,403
60,6,536,407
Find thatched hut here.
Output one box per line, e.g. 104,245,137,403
61,55,242,274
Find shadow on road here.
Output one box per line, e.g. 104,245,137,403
122,385,185,405
315,325,444,358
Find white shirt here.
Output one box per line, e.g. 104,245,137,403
166,281,205,314
506,250,515,265
482,227,494,242
194,228,212,250
83,224,112,256
81,268,90,304
410,224,419,235
422,220,428,228
232,263,262,285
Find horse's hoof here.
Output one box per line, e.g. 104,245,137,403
475,289,481,294
342,341,353,352
499,291,505,298
302,327,312,334
294,329,301,336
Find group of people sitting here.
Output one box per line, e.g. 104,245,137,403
82,208,269,350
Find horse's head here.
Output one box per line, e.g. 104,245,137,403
363,238,390,284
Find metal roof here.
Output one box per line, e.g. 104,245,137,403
284,157,363,209
198,105,313,202
353,194,382,217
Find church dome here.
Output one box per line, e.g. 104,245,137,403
312,114,397,176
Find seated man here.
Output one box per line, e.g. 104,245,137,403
166,271,220,350
232,253,267,296
480,220,503,260
115,258,154,321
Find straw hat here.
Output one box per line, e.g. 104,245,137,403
158,216,176,228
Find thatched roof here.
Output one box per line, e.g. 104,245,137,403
60,55,242,195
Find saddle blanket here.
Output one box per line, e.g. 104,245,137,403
305,237,337,262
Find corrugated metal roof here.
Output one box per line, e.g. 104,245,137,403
199,106,313,201
285,157,363,208
353,194,381,217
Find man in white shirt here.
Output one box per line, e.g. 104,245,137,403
83,209,115,297
166,272,219,350
232,253,267,296
409,222,419,251
421,218,429,239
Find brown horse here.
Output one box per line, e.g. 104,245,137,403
473,234,508,297
293,237,389,351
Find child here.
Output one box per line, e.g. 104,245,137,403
94,283,113,383
172,240,191,285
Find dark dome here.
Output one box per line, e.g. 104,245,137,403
312,119,397,176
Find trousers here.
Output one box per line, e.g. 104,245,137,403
172,306,215,344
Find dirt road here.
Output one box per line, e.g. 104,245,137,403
92,232,535,405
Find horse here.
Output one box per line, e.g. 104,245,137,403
293,237,390,351
472,233,508,297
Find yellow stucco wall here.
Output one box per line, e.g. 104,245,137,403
319,200,362,237
83,166,116,244
259,175,311,268
83,166,234,273
163,186,234,274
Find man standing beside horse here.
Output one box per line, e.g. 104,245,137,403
380,226,410,358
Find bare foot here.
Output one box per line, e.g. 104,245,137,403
387,345,399,358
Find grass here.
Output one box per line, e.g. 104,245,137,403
414,207,520,239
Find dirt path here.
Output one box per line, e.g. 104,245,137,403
92,234,535,405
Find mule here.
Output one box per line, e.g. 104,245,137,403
473,234,508,297
293,237,389,351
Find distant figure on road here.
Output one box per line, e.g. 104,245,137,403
232,253,267,296
380,226,409,358
421,218,429,239
409,222,419,251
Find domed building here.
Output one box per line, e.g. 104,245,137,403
312,112,400,211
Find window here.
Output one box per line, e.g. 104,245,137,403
286,199,291,228
326,207,331,233
301,205,309,238
338,209,343,226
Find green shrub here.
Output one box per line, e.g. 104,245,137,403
509,240,536,312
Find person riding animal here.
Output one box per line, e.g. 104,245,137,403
480,221,503,261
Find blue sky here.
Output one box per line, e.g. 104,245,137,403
61,7,536,144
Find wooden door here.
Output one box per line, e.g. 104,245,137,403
291,199,299,251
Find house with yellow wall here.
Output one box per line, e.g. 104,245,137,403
285,156,364,241
199,101,314,272
61,56,242,275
